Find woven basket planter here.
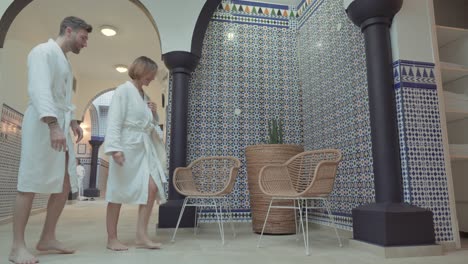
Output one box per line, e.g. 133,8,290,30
245,144,303,234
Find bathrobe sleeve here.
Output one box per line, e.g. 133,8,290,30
104,87,126,154
27,46,59,121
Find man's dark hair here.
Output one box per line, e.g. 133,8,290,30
59,16,92,35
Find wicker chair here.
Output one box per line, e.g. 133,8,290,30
257,149,343,255
171,156,241,244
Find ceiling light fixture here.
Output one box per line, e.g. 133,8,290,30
100,25,117,37
115,65,128,73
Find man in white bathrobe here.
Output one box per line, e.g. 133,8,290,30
9,16,92,264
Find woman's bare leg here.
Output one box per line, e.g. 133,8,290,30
106,202,128,251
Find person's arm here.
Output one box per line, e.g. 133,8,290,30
28,47,67,151
104,88,126,165
27,47,59,122
70,120,83,143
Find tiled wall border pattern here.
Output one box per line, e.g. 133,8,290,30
394,60,453,242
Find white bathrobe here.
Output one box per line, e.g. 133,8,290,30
17,39,78,194
104,81,167,204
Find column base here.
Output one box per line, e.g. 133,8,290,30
83,188,100,198
352,203,435,246
68,191,78,200
349,239,443,258
158,199,195,228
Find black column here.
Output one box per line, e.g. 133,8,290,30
158,51,199,228
83,138,103,198
346,0,435,246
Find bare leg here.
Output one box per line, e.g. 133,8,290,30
106,202,128,251
135,177,161,249
36,152,75,254
9,192,39,264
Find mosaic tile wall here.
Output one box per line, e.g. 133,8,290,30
164,0,456,240
394,60,454,242
215,0,297,29
298,0,372,230
173,1,303,222
0,104,49,221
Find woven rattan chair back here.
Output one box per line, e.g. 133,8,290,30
288,149,341,196
174,156,241,196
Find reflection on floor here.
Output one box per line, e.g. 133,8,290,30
0,199,467,264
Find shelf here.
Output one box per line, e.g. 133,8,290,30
449,144,468,160
436,25,468,48
444,91,468,122
440,62,468,83
446,112,468,122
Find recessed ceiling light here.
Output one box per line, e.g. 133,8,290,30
100,26,117,37
115,65,128,73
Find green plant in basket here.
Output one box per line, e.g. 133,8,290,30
266,118,284,144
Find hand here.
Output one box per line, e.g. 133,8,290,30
49,123,67,152
71,120,83,143
147,101,157,115
112,151,125,166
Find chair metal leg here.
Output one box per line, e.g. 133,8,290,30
323,198,342,247
298,199,307,250
304,199,310,256
225,197,236,237
257,199,274,248
213,199,225,245
294,199,300,242
194,205,199,235
171,197,189,243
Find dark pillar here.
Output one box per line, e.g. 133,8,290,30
158,51,199,228
345,0,436,246
84,138,103,197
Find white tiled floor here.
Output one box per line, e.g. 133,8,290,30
1,199,467,264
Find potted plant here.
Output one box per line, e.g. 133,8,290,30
245,118,303,234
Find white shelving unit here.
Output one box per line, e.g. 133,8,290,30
435,17,468,233
440,62,468,84
444,91,468,122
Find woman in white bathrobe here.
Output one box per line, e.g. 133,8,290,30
104,56,167,251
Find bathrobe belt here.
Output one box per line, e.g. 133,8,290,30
123,123,168,185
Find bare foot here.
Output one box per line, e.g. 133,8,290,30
135,238,162,250
9,247,39,264
36,240,75,254
107,239,129,251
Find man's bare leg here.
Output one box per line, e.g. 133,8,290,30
36,152,75,254
9,192,39,264
106,202,128,251
136,177,161,249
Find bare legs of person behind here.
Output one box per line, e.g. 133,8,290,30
106,177,160,251
135,178,161,249
9,153,75,264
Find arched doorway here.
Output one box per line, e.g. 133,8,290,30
0,0,168,214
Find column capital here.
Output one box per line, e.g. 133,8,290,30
345,0,403,29
162,51,200,74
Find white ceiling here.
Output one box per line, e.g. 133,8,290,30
6,0,167,96
4,0,301,90
4,0,299,110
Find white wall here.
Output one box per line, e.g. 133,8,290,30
0,0,167,126
0,49,4,107
0,0,13,19
391,0,435,62
0,38,33,113
140,0,206,54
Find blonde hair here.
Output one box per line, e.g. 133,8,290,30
128,56,158,80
